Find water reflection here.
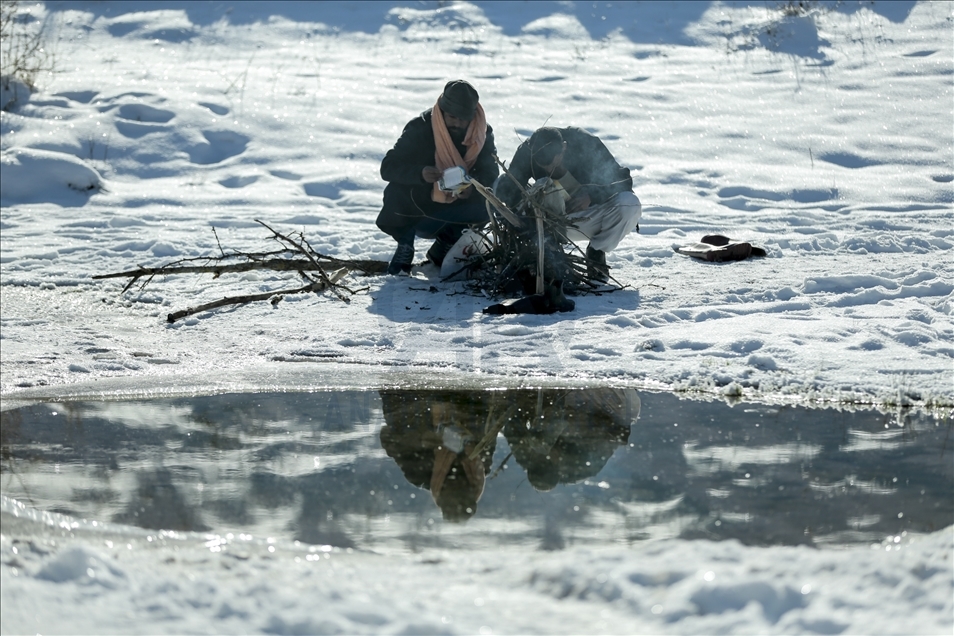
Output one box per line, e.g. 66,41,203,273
380,391,497,522
0,390,950,552
379,389,637,521
504,389,636,492
113,468,210,532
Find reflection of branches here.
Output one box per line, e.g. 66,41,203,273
0,409,38,508
468,399,519,461
940,418,952,460
488,451,512,480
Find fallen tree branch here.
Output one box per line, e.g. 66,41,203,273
93,258,333,280
93,255,387,291
95,223,389,322
255,219,352,303
166,268,348,323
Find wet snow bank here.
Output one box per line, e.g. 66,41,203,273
2,497,951,635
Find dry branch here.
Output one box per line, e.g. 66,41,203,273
166,269,348,323
96,223,387,321
470,179,522,228
255,219,351,303
93,253,386,287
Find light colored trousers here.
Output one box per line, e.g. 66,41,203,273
563,190,642,252
502,177,642,253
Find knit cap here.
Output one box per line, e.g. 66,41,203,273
438,80,479,120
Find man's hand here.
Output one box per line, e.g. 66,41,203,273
422,166,443,183
457,184,474,199
567,193,591,213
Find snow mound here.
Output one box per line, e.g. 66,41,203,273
104,10,196,42
35,546,127,589
522,14,590,39
0,147,103,204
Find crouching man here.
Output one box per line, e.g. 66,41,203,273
376,80,499,275
495,126,641,282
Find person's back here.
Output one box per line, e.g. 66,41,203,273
497,126,632,209
496,126,641,282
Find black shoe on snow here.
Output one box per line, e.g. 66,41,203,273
387,242,415,275
586,245,609,283
426,227,462,267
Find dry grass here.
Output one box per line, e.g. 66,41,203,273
1,0,55,105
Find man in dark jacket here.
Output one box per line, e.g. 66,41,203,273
377,80,499,275
495,126,641,282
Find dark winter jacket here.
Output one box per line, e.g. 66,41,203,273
496,126,632,210
380,109,499,196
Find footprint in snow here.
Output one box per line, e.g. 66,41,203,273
187,130,250,165
198,102,229,116
219,175,259,188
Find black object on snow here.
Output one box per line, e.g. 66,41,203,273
483,279,575,315
674,234,767,262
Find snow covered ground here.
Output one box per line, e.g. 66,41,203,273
1,1,952,634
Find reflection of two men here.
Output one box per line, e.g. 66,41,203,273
379,388,639,521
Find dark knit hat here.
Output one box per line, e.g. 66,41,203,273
529,127,564,166
438,80,479,120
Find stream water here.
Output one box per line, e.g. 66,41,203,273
2,389,950,553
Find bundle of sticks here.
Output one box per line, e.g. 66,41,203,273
447,155,619,297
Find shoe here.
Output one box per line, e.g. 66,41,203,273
426,227,462,267
387,242,415,275
586,245,609,283
705,242,752,262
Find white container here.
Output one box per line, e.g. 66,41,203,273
438,166,469,193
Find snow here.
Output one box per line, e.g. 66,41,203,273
2,496,952,636
1,1,952,634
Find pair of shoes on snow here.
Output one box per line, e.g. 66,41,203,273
387,242,415,275
387,228,463,275
585,245,609,283
673,234,767,263
700,234,767,258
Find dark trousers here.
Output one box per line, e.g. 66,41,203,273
376,183,489,245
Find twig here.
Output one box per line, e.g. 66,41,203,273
166,269,347,324
93,257,386,282
470,179,523,228
212,227,227,258
256,219,351,303
168,286,307,324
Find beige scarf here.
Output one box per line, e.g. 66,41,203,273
431,100,487,203
430,446,486,502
